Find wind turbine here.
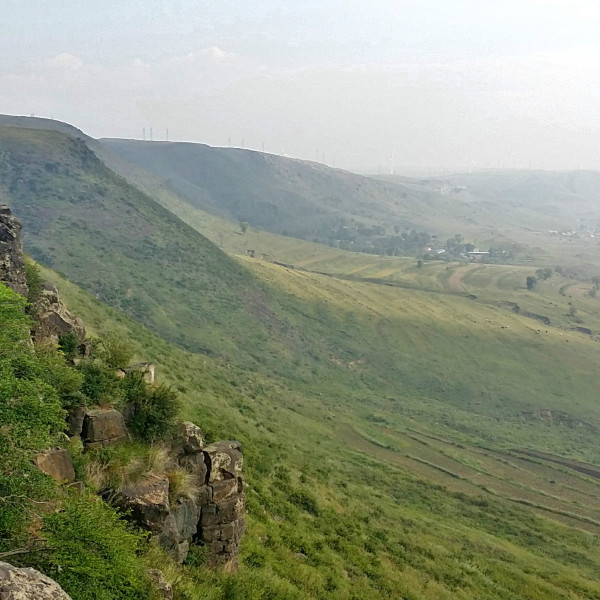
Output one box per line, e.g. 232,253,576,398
388,149,395,175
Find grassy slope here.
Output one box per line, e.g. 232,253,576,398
100,138,447,238
43,265,600,600
0,124,310,369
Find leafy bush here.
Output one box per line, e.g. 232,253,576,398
35,345,84,408
77,359,124,406
128,380,181,442
98,336,135,369
58,331,79,361
24,257,44,305
31,493,154,600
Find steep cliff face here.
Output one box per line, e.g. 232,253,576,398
0,204,28,297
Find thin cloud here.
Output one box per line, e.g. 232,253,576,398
202,46,237,62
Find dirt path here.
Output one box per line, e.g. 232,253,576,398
447,266,469,292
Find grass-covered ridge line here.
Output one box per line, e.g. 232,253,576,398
0,124,300,367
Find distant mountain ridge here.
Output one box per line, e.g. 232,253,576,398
101,137,444,240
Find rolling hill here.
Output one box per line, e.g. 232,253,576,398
102,136,600,273
2,116,600,599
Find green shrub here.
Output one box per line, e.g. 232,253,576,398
77,359,124,406
58,331,79,361
31,493,154,600
128,382,181,442
35,346,84,408
24,257,44,305
99,336,135,369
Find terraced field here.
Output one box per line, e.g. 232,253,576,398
339,423,600,535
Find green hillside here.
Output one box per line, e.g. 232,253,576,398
103,136,600,272
0,124,301,368
39,265,600,600
2,119,600,598
100,138,443,247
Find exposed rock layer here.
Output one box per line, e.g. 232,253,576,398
0,204,28,297
0,562,72,600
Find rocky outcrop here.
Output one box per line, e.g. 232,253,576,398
0,561,72,600
0,205,28,297
31,283,85,347
176,421,205,454
34,448,75,483
113,422,245,569
81,408,128,448
117,475,171,532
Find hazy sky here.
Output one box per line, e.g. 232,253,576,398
2,0,599,171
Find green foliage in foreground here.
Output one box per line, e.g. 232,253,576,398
124,373,181,442
0,283,157,600
0,285,65,547
29,494,154,600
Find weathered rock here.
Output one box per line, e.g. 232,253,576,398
78,340,92,358
154,514,191,563
179,453,208,483
82,408,128,448
204,441,243,482
31,283,86,347
171,497,199,542
147,570,173,600
66,406,86,437
177,421,205,454
116,475,170,532
200,495,245,527
196,485,212,505
34,448,75,483
0,205,28,298
211,479,239,503
0,561,72,599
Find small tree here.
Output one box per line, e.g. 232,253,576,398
98,336,134,370
240,221,249,235
526,275,537,290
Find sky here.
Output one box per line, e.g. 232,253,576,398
1,0,599,172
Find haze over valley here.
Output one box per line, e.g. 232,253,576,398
2,3,600,600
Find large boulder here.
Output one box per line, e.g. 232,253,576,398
0,205,28,298
82,408,128,448
0,561,72,599
116,475,171,532
31,283,85,347
34,448,75,483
